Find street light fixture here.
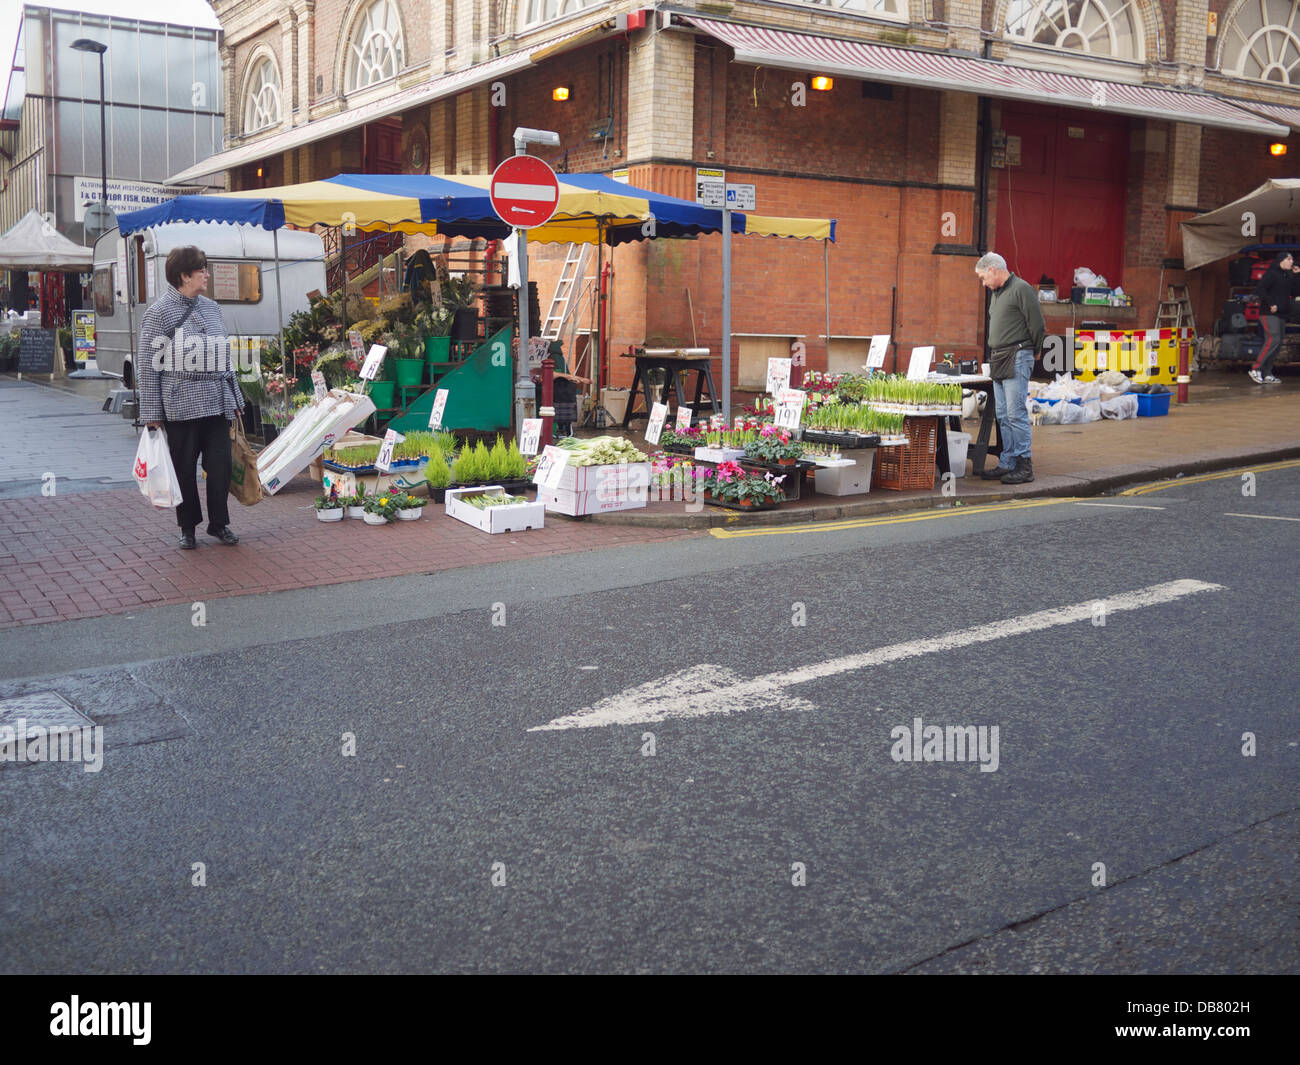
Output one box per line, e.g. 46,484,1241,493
70,38,110,241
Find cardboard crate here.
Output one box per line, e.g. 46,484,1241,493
552,461,651,494
445,486,545,533
539,484,648,516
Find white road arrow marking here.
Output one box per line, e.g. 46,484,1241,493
528,580,1224,732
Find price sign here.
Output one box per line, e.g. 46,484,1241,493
359,344,387,381
646,402,669,445
867,334,890,370
675,406,693,432
349,331,364,359
527,337,550,369
774,388,806,429
708,413,727,430
533,444,567,489
311,370,327,400
428,388,450,430
375,429,404,473
766,357,792,397
520,418,543,456
906,345,935,381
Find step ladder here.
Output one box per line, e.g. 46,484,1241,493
541,243,592,340
1156,283,1196,341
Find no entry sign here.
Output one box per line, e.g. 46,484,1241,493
490,155,560,229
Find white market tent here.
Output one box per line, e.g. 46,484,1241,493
0,210,93,271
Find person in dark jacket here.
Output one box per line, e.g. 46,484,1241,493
136,246,245,550
1251,252,1291,384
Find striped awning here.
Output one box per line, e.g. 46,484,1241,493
164,24,609,186
1220,97,1300,133
685,17,1289,137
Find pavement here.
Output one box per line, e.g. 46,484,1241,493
2,369,1298,631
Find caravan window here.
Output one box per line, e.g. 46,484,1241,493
93,267,115,316
204,261,262,304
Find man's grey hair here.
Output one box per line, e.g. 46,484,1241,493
975,252,1007,275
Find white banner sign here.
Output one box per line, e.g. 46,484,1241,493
73,176,178,221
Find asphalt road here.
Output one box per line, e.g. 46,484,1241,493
1,465,1297,974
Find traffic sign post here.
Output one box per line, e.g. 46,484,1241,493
492,141,562,444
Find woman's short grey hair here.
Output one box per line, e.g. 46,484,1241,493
975,252,1007,275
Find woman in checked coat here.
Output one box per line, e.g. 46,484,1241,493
135,246,244,550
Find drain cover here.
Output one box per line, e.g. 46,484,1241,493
0,691,94,732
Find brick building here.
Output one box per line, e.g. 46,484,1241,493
174,0,1300,388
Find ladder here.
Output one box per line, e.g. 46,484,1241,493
1156,283,1196,341
541,243,592,340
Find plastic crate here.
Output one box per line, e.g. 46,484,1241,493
1134,391,1171,417
875,415,938,491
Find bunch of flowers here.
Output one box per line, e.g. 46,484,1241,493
744,424,803,464
701,460,786,504
659,424,703,451
388,491,427,510
363,493,402,520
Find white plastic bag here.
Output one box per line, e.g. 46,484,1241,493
134,428,184,509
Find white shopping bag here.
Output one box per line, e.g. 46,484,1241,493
133,428,184,509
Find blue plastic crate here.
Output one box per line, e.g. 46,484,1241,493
1134,391,1171,417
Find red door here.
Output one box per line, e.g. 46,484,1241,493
363,118,403,174
995,105,1128,292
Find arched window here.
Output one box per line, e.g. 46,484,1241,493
518,0,907,27
1004,1,1145,61
242,57,281,134
519,0,606,28
1222,0,1300,84
346,0,405,91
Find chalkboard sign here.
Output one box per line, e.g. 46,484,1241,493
19,328,56,375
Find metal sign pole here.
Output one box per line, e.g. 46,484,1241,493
721,207,732,423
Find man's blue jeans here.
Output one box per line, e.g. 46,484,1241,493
991,349,1034,467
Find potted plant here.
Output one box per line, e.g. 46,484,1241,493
442,276,482,341
744,425,803,467
701,461,785,510
391,491,428,520
314,494,344,521
362,492,400,525
415,305,455,364
425,447,453,502
342,486,368,519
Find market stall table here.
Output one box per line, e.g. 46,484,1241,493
620,349,721,427
931,373,1001,475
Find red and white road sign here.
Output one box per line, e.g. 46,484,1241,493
489,155,560,229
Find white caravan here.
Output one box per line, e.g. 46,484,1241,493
91,221,326,388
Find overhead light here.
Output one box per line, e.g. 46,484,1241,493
256,166,263,177
552,86,570,102
811,76,833,91
1270,142,1287,156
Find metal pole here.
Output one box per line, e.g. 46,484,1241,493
721,207,732,422
274,228,287,426
514,225,534,437
98,54,108,214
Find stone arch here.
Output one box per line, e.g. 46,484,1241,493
238,43,283,136
1216,0,1300,84
336,0,407,96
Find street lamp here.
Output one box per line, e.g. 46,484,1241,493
70,38,109,241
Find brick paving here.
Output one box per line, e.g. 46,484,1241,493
0,478,698,629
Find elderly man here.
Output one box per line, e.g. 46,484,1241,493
975,252,1045,485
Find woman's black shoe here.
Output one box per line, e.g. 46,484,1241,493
178,531,197,550
209,527,240,545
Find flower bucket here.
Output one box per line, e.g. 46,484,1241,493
368,380,396,408
425,336,452,363
345,505,366,520
316,508,344,522
362,511,389,525
396,507,423,521
395,358,424,387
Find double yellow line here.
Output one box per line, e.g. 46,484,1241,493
1119,458,1300,496
709,497,1075,539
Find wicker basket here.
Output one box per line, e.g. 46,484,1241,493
875,415,938,491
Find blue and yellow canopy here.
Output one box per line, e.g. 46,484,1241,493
115,172,835,244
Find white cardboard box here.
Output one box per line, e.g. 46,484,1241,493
694,447,746,463
813,450,874,496
445,486,545,533
540,485,649,516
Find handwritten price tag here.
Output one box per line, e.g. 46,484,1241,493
349,331,364,359
375,428,403,473
867,333,890,370
675,406,693,432
359,344,387,381
520,418,543,456
533,444,568,489
428,388,449,430
766,357,792,397
311,370,326,400
906,346,935,381
774,388,805,430
646,402,669,445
